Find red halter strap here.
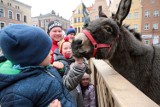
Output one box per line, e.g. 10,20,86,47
83,30,112,57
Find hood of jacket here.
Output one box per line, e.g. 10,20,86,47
0,58,43,91
0,60,21,74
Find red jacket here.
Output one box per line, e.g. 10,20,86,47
50,40,58,64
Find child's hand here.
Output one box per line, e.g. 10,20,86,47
49,99,61,107
74,57,84,64
52,61,64,69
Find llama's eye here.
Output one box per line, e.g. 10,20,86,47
106,27,113,34
104,25,113,34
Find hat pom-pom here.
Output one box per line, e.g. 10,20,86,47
64,36,70,41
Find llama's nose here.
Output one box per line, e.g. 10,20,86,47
76,39,82,45
72,39,83,50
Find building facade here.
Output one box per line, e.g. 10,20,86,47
123,0,142,33
70,0,109,34
107,0,160,45
141,0,160,45
70,3,86,33
0,0,32,29
70,0,160,45
32,10,70,32
109,0,142,33
108,0,120,17
89,0,109,21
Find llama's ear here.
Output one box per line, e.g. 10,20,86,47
115,0,132,26
98,6,107,18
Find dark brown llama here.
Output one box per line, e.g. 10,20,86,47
71,0,160,104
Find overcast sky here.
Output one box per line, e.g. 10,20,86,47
18,0,109,20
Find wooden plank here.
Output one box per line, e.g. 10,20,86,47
91,58,159,107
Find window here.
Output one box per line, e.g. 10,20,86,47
0,8,4,17
134,24,138,30
7,3,12,6
145,11,150,18
16,13,21,21
0,22,5,29
78,10,81,14
41,21,44,27
45,20,48,27
150,0,155,4
15,5,20,9
126,13,131,19
144,23,149,30
75,28,77,33
134,12,138,19
153,23,158,29
153,35,159,44
78,17,80,22
8,10,13,19
82,17,84,22
24,15,27,22
154,10,159,17
74,18,77,23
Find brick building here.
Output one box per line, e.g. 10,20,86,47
141,0,160,45
0,0,32,29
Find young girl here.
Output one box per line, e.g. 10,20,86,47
80,73,96,107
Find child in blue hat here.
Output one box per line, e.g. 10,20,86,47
66,27,76,40
0,24,75,107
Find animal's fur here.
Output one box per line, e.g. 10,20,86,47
72,0,160,104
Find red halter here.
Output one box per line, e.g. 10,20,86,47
83,29,118,57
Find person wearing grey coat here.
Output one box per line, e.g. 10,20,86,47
54,48,91,107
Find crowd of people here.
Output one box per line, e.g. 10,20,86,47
0,21,96,107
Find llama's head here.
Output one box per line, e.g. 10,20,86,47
72,0,132,59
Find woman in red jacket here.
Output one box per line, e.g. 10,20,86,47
47,21,63,64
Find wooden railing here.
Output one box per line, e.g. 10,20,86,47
89,58,159,107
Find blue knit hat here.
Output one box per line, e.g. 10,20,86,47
0,24,52,67
66,27,76,35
